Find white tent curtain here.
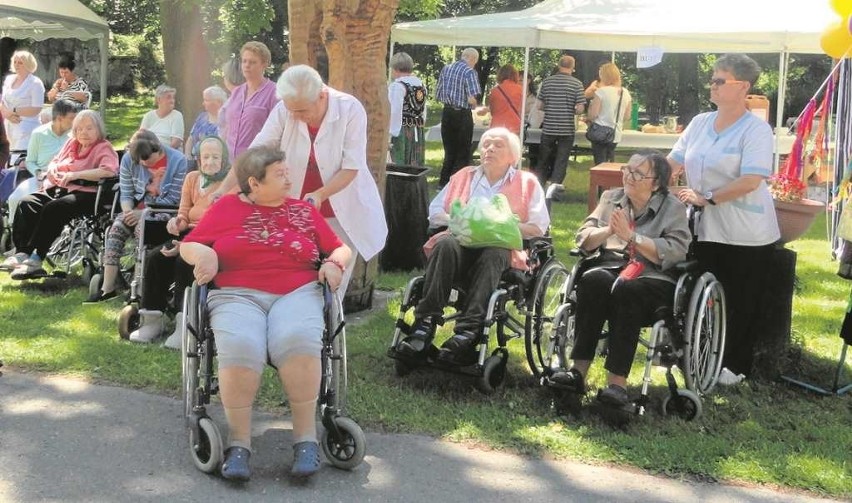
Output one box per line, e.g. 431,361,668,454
0,0,110,116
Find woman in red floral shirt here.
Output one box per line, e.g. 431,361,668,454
180,145,350,482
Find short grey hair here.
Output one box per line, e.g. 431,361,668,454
72,109,107,141
276,64,323,102
461,48,479,64
222,57,245,87
478,127,522,165
155,84,176,100
390,52,414,73
203,85,228,104
234,146,286,194
715,54,761,85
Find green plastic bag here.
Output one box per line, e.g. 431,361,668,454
448,194,523,250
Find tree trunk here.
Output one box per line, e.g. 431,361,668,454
288,0,399,312
676,54,700,126
159,0,211,139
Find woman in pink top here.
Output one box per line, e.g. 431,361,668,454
7,110,118,279
222,41,278,158
181,145,351,482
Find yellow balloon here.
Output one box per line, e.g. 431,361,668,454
821,20,852,58
830,0,852,17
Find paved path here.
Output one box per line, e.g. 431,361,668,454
0,370,840,502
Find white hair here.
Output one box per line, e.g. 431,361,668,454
203,85,228,103
478,127,522,164
461,48,479,64
276,65,323,102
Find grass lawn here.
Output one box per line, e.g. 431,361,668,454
2,105,850,497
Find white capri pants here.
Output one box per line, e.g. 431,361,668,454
207,282,324,374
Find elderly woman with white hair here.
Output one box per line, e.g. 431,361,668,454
243,64,387,295
184,85,227,159
396,127,549,365
5,110,119,279
0,50,46,150
140,84,185,149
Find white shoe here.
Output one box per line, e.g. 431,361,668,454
129,309,165,343
717,367,746,386
162,312,184,350
0,252,27,271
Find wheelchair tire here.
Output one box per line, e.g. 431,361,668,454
477,350,508,394
182,325,199,427
524,260,571,379
88,273,103,300
118,304,139,340
321,416,366,470
683,274,726,395
190,417,223,474
661,389,702,421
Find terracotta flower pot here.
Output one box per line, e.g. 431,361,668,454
773,198,825,243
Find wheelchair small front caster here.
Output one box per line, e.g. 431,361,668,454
321,416,366,470
190,417,223,473
118,304,139,340
661,389,702,421
476,349,508,394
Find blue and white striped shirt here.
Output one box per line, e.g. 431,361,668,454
119,145,187,209
435,60,480,109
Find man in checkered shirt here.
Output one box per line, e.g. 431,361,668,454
435,48,481,188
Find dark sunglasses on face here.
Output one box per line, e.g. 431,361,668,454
709,78,745,87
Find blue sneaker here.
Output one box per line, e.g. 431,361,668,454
291,441,321,478
221,446,251,481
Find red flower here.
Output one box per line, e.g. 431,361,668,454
768,173,807,202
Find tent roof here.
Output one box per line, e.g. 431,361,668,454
0,0,109,41
392,0,837,54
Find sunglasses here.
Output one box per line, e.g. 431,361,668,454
709,78,745,87
620,165,657,182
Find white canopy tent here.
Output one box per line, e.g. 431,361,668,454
0,0,110,114
392,0,838,161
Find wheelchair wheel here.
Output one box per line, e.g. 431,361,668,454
88,273,102,299
683,273,726,395
524,260,570,379
190,417,223,473
476,349,508,394
321,416,366,470
661,389,702,421
118,304,139,340
47,225,86,273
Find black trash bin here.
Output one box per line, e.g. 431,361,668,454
380,164,430,272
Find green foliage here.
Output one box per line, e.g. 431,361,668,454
80,0,161,42
398,0,444,19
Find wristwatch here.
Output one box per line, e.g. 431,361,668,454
634,234,646,245
703,190,717,206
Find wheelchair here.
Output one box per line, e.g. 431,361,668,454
0,150,30,253
387,237,570,394
527,246,726,421
109,205,177,339
181,281,367,474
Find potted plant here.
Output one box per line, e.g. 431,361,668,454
769,172,824,243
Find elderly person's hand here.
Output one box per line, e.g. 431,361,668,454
318,259,344,292
192,246,218,285
303,191,324,209
53,170,78,187
167,215,188,236
676,187,705,207
122,209,142,227
609,207,634,241
160,240,181,257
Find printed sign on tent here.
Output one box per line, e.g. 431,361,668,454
637,46,664,68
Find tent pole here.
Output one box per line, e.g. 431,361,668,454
99,35,107,119
520,46,530,156
774,51,789,173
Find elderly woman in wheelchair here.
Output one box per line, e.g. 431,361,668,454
5,110,118,279
548,150,691,414
180,146,351,482
395,127,549,367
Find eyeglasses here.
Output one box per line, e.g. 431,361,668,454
709,78,745,87
620,165,657,182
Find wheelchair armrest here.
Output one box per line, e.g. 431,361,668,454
145,203,179,211
673,260,700,273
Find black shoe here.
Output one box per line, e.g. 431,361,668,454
221,446,251,481
83,289,118,304
549,368,585,394
596,384,630,408
397,318,434,356
437,332,478,366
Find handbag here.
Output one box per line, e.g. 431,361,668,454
585,88,624,144
448,194,523,250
